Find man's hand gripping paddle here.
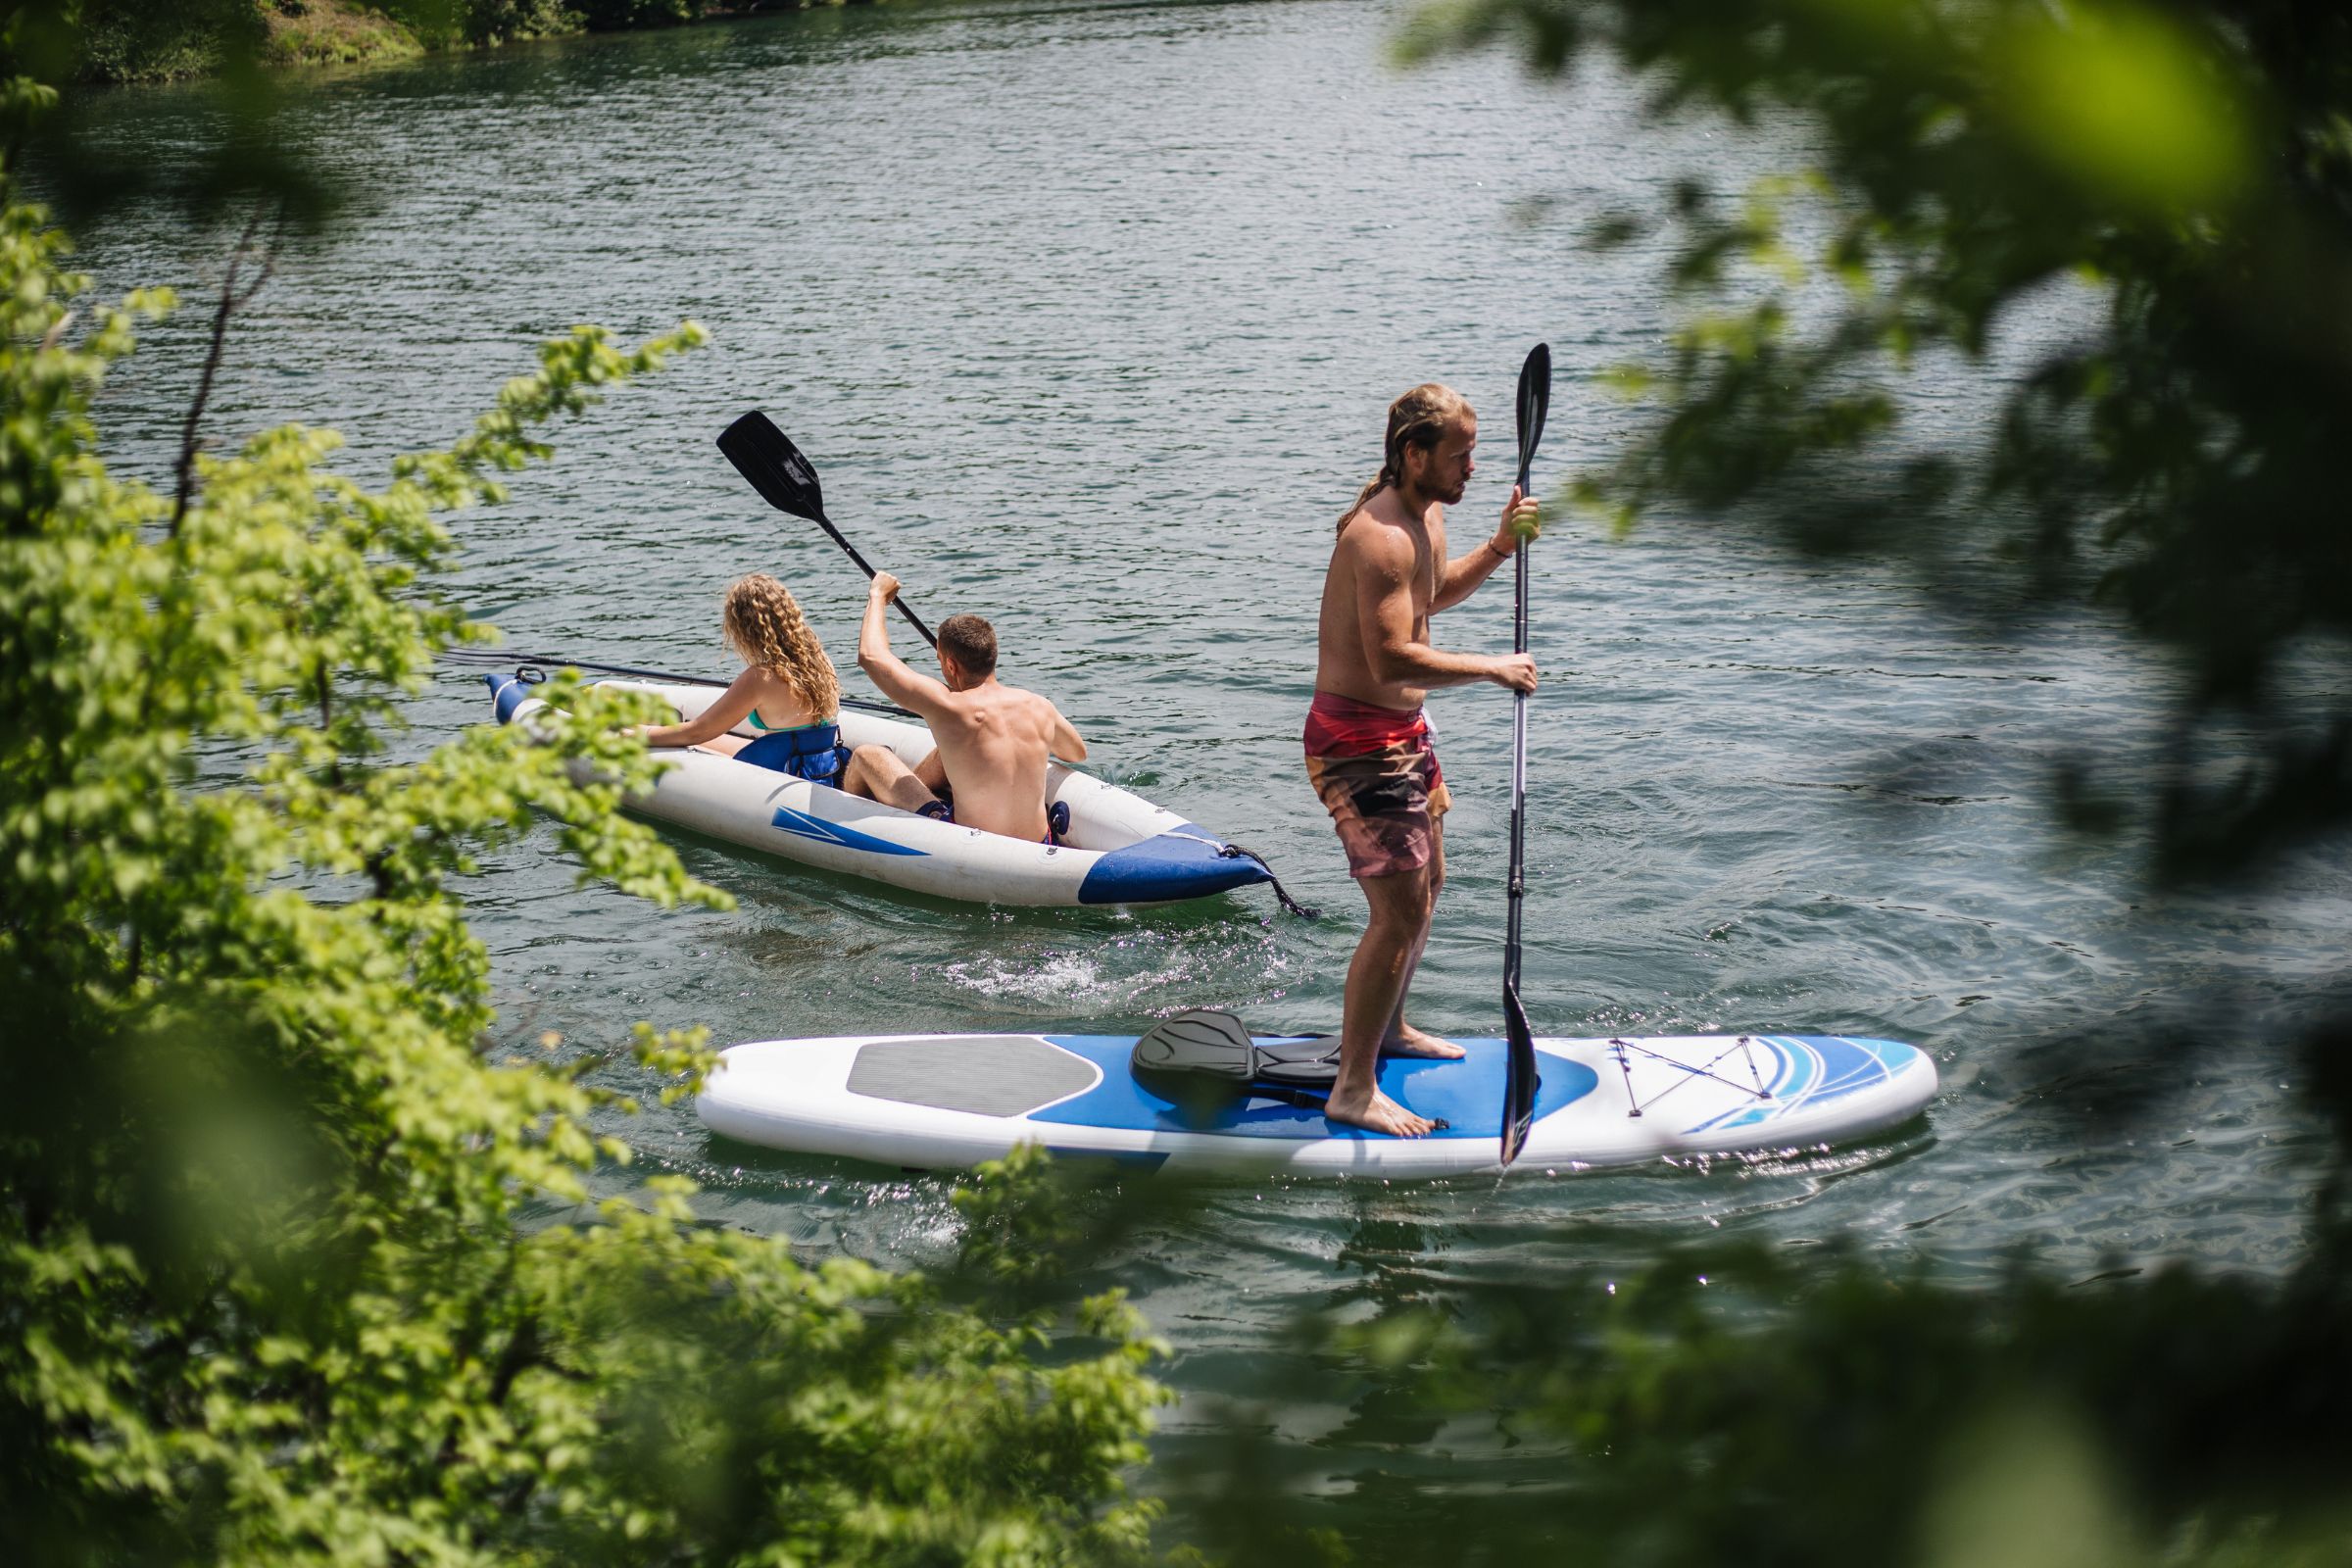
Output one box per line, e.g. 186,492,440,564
717,411,938,649
1501,343,1550,1167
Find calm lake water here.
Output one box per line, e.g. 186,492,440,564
55,0,2348,1499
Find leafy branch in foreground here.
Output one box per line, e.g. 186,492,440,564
0,76,1163,1563
1410,0,2352,881
1154,1226,2352,1568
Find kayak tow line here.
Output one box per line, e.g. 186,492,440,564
1216,842,1319,920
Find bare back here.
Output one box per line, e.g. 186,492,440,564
1316,487,1448,710
923,681,1068,840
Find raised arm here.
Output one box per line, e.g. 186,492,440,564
1431,485,1541,612
1047,703,1088,763
857,573,956,721
1352,528,1537,693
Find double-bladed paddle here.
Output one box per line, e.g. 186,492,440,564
1501,342,1551,1168
434,647,922,721
716,411,939,649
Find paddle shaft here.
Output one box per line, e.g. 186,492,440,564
1504,468,1530,1015
814,511,938,650
1514,496,1533,987
1499,342,1550,1166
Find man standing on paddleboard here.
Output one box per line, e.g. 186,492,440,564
1310,383,1541,1137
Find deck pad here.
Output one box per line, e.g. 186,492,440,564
845,1036,1101,1116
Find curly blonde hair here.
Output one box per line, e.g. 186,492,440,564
721,573,841,718
1338,382,1476,533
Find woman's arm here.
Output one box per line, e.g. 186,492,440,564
639,667,805,749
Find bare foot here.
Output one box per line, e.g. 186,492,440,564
1381,1021,1466,1060
1323,1081,1437,1138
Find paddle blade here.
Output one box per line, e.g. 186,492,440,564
1514,341,1551,489
1501,979,1538,1165
718,411,827,523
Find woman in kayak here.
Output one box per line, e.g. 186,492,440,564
637,573,852,785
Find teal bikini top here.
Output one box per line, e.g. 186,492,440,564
748,711,840,734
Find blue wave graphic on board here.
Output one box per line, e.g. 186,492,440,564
1683,1035,1915,1134
770,808,929,858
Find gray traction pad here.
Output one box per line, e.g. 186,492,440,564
845,1036,1099,1117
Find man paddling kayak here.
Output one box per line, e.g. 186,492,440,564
843,572,1088,844
1312,382,1542,1137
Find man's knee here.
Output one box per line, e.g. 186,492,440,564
842,745,887,795
1363,867,1435,930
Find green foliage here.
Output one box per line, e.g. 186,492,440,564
5,0,866,85
1173,1235,2352,1568
1410,0,2352,880
0,74,1162,1564
65,0,264,82
571,0,704,32
262,0,427,71
379,0,582,51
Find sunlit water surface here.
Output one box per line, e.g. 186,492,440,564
54,0,2348,1488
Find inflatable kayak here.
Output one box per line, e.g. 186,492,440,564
695,1026,1939,1177
484,671,1277,907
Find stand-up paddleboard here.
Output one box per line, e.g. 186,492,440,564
486,671,1279,908
696,1027,1938,1176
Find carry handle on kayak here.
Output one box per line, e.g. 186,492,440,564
717,412,939,649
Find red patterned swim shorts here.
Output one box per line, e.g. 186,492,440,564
1302,690,1450,880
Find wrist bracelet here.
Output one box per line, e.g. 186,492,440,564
1482,536,1512,562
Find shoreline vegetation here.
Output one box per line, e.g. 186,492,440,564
74,0,870,83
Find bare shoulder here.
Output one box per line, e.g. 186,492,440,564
750,663,812,710
1011,683,1063,726
1337,510,1416,584
928,683,980,720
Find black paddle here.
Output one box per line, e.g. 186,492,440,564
1500,342,1550,1167
435,647,920,721
716,412,939,649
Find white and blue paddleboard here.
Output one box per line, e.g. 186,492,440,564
696,1030,1938,1177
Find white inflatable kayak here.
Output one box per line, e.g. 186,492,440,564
485,671,1278,907
696,1029,1939,1177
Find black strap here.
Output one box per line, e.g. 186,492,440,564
1218,841,1320,919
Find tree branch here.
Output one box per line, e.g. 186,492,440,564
170,210,282,539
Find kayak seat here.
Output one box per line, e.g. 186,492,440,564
1132,1008,1344,1127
